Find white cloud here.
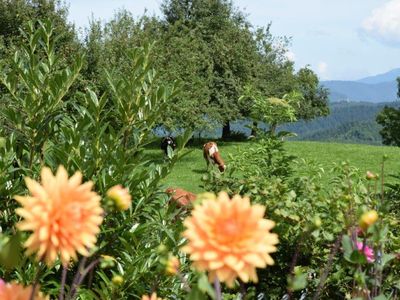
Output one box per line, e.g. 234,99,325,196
362,0,400,46
317,61,328,77
285,51,296,62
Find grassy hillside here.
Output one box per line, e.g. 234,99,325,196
155,140,400,193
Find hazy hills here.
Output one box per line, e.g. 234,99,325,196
227,102,398,145
283,101,400,145
357,68,400,84
322,68,400,103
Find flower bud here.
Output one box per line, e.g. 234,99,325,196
157,244,167,254
313,216,322,228
366,171,377,180
112,275,124,285
165,255,180,275
344,195,353,201
100,255,116,268
107,185,131,211
359,210,378,231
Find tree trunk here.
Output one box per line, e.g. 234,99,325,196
222,121,231,140
250,121,258,137
269,122,277,136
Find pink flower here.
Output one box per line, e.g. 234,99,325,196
356,241,374,263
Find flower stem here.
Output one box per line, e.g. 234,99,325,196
67,257,87,300
29,263,43,300
287,234,305,299
312,232,343,300
214,278,222,300
59,265,68,300
69,258,100,300
239,280,247,298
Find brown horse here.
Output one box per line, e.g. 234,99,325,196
203,141,226,172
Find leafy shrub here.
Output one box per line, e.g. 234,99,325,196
0,20,192,299
202,134,400,299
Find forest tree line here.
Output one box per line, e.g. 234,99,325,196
0,0,329,138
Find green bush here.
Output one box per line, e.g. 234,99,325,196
202,135,400,299
0,20,192,299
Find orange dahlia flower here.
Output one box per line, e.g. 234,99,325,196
182,192,279,287
0,279,48,300
106,184,131,211
141,292,163,300
15,166,103,266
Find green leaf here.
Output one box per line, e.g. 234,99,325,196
289,272,307,291
342,235,353,261
381,253,395,267
323,231,334,241
185,286,208,300
349,250,367,265
167,146,174,159
197,273,216,299
373,294,389,300
0,233,22,270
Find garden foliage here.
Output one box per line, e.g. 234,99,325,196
0,20,192,299
0,19,399,300
202,133,400,299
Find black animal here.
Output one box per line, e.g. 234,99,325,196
161,137,177,155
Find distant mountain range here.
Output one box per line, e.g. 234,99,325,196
322,68,400,103
357,68,400,84
283,101,400,144
225,101,399,145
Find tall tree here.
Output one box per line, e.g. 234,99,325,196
155,22,216,132
376,78,400,146
0,0,82,132
239,26,297,135
81,11,151,94
81,11,199,131
0,0,79,62
294,67,330,120
161,0,258,138
376,106,400,146
0,0,81,102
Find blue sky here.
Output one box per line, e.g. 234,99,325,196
66,0,400,81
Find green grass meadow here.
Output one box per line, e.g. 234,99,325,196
153,140,400,193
